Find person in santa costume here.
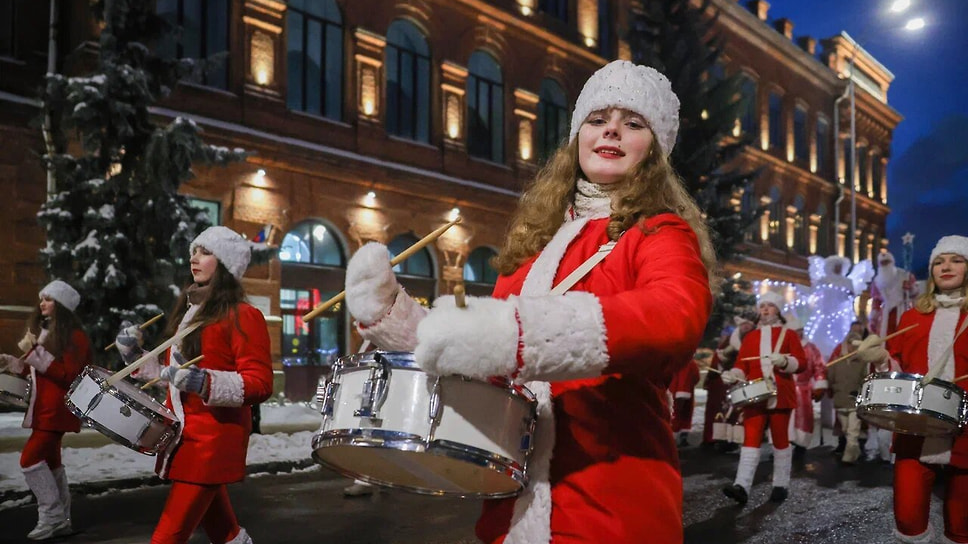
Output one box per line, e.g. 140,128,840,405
853,235,968,544
870,251,920,338
343,59,714,544
787,317,827,459
0,280,88,540
721,291,806,505
115,226,272,544
702,316,753,449
670,357,701,447
826,322,869,465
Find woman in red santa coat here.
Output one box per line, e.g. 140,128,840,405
721,291,806,505
0,280,88,540
343,59,714,544
115,226,272,544
788,318,827,458
670,357,701,447
853,235,968,544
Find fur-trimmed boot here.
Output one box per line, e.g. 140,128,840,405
226,527,253,544
723,446,760,505
23,462,71,540
770,446,793,503
893,526,933,543
51,465,71,525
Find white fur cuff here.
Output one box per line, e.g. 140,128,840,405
357,289,427,351
205,369,245,407
515,292,608,383
674,391,693,399
782,356,799,374
25,345,54,373
814,379,828,389
414,295,518,379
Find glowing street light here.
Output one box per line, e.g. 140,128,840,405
889,0,910,13
904,17,925,31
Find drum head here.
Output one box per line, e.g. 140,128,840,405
858,408,960,437
312,443,523,498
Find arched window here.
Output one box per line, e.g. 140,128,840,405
537,78,568,163
278,220,347,401
286,0,343,120
385,19,430,142
739,75,757,136
467,50,504,163
792,194,806,255
463,246,498,296
769,186,783,249
156,0,230,89
388,233,436,306
815,203,828,255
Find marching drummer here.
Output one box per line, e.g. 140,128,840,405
852,235,968,543
721,290,806,506
343,60,714,543
0,280,89,540
115,226,272,544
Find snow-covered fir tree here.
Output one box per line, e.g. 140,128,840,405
628,0,761,263
38,0,247,364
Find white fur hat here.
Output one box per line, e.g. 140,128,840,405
929,235,968,265
757,291,785,311
569,60,680,156
39,280,80,313
190,226,253,280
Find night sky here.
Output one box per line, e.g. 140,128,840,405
747,0,968,277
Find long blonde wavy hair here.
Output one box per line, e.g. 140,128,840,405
492,136,717,290
913,259,968,313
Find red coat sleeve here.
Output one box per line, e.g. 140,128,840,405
230,305,273,405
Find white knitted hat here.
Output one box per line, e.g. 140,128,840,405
569,60,680,156
190,226,253,280
39,280,80,312
757,291,785,312
929,235,968,265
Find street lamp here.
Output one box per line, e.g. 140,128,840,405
838,4,924,263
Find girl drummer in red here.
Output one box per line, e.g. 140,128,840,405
344,60,714,544
117,226,272,544
854,235,968,543
0,280,88,540
721,290,806,506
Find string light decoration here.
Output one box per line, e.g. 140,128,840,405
753,278,858,359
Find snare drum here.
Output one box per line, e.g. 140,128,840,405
311,351,537,498
0,372,30,409
728,378,777,407
66,365,180,455
856,371,968,437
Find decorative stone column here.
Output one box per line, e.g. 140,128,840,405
354,28,386,124
242,0,285,98
441,61,468,151
513,88,538,169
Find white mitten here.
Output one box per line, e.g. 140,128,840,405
115,321,145,365
768,353,788,368
414,295,518,380
17,330,36,354
345,242,401,325
852,334,889,364
721,368,745,385
0,353,24,374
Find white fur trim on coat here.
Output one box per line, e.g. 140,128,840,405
24,345,54,373
813,379,829,390
520,218,593,296
674,391,693,399
516,292,609,383
205,369,245,407
504,380,554,544
357,289,427,352
919,435,953,465
414,295,518,379
927,305,958,382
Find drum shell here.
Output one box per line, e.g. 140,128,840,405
727,378,777,408
0,372,30,409
65,365,180,455
856,371,968,437
312,351,536,498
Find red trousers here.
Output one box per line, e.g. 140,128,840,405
894,458,968,542
21,429,63,469
741,407,791,449
151,481,241,544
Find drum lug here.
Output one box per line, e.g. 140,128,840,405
354,353,391,419
320,381,339,417
428,377,442,424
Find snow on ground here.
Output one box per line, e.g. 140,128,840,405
0,403,322,500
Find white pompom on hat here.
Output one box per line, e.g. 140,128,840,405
569,60,680,156
190,226,254,280
39,280,80,313
757,291,785,312
929,235,968,265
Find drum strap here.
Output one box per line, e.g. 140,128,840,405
549,241,617,296
922,316,968,385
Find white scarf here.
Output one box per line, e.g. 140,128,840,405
570,179,614,220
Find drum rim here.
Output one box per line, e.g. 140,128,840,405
0,372,30,409
868,371,966,391
333,351,538,404
311,428,526,499
856,404,964,436
65,365,179,455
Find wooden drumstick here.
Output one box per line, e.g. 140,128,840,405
104,313,165,352
740,354,789,362
106,322,201,387
140,355,204,390
705,367,722,374
453,284,466,309
825,323,919,368
302,217,463,321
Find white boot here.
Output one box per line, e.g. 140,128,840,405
51,465,72,525
23,461,71,540
893,526,933,543
226,527,253,544
772,446,793,489
734,446,761,492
